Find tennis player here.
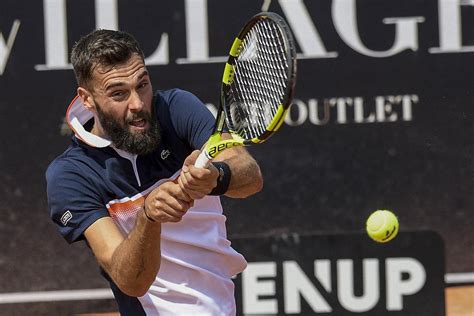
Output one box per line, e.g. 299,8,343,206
46,29,263,315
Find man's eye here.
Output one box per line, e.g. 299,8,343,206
112,91,125,98
138,81,148,89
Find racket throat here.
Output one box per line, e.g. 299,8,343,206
204,133,244,160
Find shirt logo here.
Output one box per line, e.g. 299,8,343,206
60,210,73,226
161,149,171,160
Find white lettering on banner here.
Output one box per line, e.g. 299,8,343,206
279,0,338,59
354,97,376,123
429,0,474,53
386,258,426,311
287,100,309,126
333,0,425,58
34,0,168,71
0,0,472,75
95,0,118,30
337,259,379,312
242,262,278,314
0,19,21,75
284,261,332,313
283,94,418,126
205,94,418,126
314,259,331,292
144,33,169,66
241,258,427,314
176,0,227,64
176,0,226,64
177,0,209,63
35,0,69,70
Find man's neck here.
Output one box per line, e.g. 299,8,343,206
90,119,107,139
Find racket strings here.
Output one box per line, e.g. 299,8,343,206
227,19,290,140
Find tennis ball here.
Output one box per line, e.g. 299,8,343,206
366,210,399,243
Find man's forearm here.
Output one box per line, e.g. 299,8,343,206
221,148,263,198
107,208,162,297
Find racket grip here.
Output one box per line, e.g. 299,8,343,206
194,151,211,168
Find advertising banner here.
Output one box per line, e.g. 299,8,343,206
0,0,471,314
233,231,445,315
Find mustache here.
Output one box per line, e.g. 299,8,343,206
125,110,151,123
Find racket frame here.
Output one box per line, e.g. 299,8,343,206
195,12,297,168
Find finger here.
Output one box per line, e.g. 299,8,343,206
182,150,201,172
162,188,193,210
187,164,213,179
173,177,195,201
180,177,212,197
146,204,182,223
177,174,199,198
159,202,187,220
159,180,192,202
147,196,191,223
168,181,194,202
176,174,204,199
178,171,201,193
177,186,194,202
177,174,186,191
181,166,219,198
148,182,192,207
183,188,207,200
180,169,214,194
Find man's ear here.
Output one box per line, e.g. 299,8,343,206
77,87,97,114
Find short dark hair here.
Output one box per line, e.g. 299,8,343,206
71,29,145,88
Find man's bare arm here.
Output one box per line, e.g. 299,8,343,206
216,145,263,198
85,211,161,297
84,181,192,297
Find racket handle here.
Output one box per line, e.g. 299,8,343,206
194,151,211,168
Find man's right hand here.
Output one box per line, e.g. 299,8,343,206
144,181,194,223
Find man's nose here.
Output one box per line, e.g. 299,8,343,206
129,91,144,111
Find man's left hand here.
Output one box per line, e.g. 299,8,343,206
177,150,219,200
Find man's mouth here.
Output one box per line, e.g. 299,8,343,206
128,118,147,129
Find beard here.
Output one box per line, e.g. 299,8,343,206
95,101,161,155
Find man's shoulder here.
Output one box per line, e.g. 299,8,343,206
155,88,203,110
46,143,92,180
156,88,195,102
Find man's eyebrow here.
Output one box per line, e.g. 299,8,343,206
105,70,149,91
138,70,148,80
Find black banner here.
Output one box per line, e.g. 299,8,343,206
232,231,445,315
0,0,472,314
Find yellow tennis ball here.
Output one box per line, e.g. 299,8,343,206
366,210,399,243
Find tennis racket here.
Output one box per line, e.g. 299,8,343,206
195,12,297,168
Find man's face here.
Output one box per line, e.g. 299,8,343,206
80,54,160,155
